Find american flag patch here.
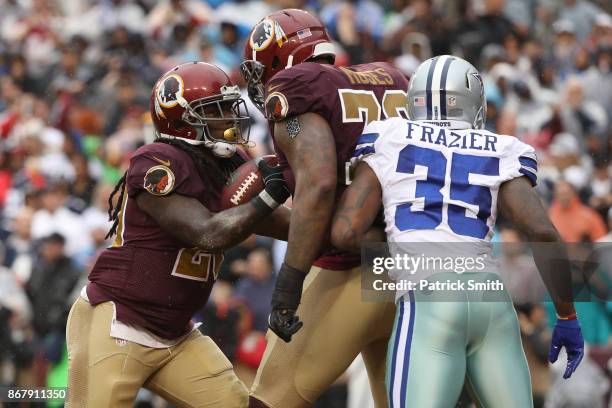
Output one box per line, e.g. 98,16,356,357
297,28,312,39
413,96,425,106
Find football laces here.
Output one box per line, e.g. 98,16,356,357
230,171,259,206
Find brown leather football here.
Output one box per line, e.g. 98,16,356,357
220,155,279,208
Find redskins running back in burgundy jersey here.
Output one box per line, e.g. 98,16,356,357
66,62,293,408
87,142,240,339
263,61,409,270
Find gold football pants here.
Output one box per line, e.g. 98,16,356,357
66,298,247,408
251,266,396,407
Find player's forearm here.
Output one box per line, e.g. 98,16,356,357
331,211,365,253
284,180,336,272
364,226,386,243
138,192,268,251
254,205,291,241
138,190,281,251
331,163,383,253
529,234,576,318
194,202,271,252
498,178,576,317
330,219,384,253
522,223,575,316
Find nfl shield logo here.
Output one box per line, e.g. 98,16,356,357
414,96,425,106
447,96,457,106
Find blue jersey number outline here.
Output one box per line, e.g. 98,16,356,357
395,145,499,239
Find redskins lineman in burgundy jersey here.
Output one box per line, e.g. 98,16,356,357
263,61,408,270
241,9,408,408
65,62,290,408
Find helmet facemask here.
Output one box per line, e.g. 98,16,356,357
473,101,487,130
180,85,251,149
240,60,266,113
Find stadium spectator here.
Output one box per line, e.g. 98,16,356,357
552,20,580,80
579,45,612,130
453,0,518,63
63,0,147,41
148,0,212,41
320,0,385,63
549,180,607,242
25,233,79,362
199,280,241,362
589,159,612,217
6,206,34,283
234,247,275,332
383,0,451,57
30,182,94,258
560,77,608,154
558,0,606,42
597,208,612,242
67,154,97,213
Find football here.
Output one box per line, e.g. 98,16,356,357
220,155,279,208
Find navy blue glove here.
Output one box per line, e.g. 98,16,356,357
548,318,584,379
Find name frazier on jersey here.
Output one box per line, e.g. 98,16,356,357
406,121,498,152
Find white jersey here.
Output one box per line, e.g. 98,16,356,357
355,118,537,244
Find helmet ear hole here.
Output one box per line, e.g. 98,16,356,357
171,119,189,129
271,56,280,70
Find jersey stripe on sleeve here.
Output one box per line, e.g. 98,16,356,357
352,132,379,159
518,156,538,186
353,145,376,157
356,132,379,145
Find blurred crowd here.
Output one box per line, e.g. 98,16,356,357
0,0,610,407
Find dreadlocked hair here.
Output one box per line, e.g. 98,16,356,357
105,172,127,240
104,138,243,240
155,138,241,190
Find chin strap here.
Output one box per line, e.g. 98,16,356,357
205,140,237,158
157,126,240,158
198,125,237,158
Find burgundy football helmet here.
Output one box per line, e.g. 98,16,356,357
150,62,250,157
240,9,336,111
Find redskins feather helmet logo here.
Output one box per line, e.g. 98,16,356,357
154,74,185,119
249,18,288,52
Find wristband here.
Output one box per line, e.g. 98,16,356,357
251,192,277,214
272,263,306,310
258,190,280,209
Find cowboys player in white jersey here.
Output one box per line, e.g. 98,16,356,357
331,56,584,408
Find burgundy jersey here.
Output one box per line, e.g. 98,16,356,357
264,62,409,270
87,142,233,340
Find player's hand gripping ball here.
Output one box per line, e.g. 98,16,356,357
221,155,279,208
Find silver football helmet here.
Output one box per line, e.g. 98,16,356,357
407,55,486,129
